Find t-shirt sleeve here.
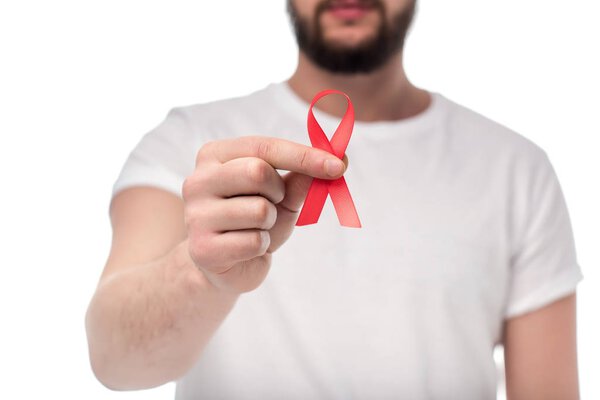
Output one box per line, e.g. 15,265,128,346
112,107,197,199
504,150,583,319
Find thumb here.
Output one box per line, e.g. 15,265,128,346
267,154,348,253
279,171,314,212
266,171,313,253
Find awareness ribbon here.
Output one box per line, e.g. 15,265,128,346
296,89,362,228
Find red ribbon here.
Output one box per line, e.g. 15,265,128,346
296,89,361,228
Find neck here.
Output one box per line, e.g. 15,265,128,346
287,51,431,122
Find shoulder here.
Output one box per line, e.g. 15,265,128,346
168,84,279,141
439,94,548,166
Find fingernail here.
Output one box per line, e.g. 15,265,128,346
324,158,345,177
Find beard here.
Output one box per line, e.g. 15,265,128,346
287,0,417,74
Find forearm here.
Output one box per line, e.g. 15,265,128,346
504,293,580,400
85,239,238,390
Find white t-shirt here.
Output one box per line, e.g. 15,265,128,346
113,82,583,399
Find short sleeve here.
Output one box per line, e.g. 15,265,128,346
112,107,197,199
504,150,583,318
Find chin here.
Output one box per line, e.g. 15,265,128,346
323,25,377,45
325,36,376,50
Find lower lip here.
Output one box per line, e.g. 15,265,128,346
326,6,372,20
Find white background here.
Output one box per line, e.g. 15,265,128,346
1,0,598,398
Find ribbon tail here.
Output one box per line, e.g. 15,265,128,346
295,178,329,226
328,176,362,228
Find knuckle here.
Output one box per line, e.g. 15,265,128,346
183,165,218,201
184,202,208,229
298,148,310,170
181,176,196,201
251,198,275,228
246,230,269,257
189,232,234,271
188,234,212,267
273,177,286,204
246,158,270,185
290,173,312,198
254,138,271,160
196,140,217,165
252,198,270,226
182,203,195,227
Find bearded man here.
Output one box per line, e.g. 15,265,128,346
86,1,582,398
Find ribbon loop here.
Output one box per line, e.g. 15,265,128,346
296,90,361,228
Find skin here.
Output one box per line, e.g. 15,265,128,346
86,138,347,389
503,293,579,400
85,0,580,397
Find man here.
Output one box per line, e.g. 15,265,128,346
85,0,583,398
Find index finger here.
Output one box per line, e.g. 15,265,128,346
203,136,346,179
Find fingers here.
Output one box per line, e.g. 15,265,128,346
183,136,352,294
188,229,271,271
198,136,346,179
183,157,286,203
215,157,286,203
188,195,278,232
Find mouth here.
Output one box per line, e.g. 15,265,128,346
323,0,376,21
